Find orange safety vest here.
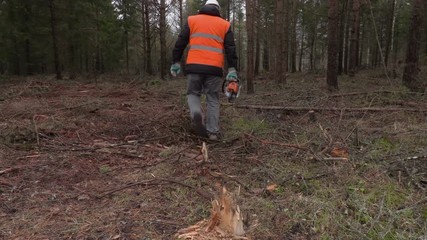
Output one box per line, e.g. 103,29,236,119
186,14,230,68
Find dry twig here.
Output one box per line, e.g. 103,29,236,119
236,104,427,112
97,178,212,200
244,133,307,150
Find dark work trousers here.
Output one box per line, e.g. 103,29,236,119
186,73,222,134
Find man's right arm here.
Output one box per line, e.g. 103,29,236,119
172,22,190,63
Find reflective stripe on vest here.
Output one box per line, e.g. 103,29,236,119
190,33,224,43
186,14,230,68
189,45,223,53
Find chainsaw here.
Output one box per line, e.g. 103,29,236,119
222,78,241,102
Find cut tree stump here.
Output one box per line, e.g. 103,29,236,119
175,187,246,240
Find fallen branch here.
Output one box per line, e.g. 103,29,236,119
97,179,157,198
0,167,21,175
235,105,427,113
0,178,13,187
398,197,427,211
327,90,394,97
244,133,307,150
281,172,331,185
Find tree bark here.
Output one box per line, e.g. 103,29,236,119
274,0,287,84
327,0,339,91
274,0,282,81
263,3,270,73
290,0,298,73
48,0,62,80
67,1,77,78
178,0,183,30
402,0,424,91
384,0,396,67
123,0,129,74
424,0,427,65
254,0,260,75
144,0,153,75
237,9,243,71
348,0,360,77
95,8,101,75
246,0,255,93
343,0,352,74
338,0,347,75
159,0,167,79
358,15,365,67
23,1,31,75
298,26,304,72
309,2,317,72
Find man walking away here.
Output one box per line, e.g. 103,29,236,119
170,0,238,141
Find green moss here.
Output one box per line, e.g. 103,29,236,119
228,117,271,136
159,146,178,158
368,137,397,158
421,207,427,220
99,165,111,174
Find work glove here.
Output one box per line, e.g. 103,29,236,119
226,67,238,81
170,63,181,77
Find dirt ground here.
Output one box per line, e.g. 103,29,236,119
0,71,426,240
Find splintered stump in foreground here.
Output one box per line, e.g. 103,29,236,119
175,187,246,239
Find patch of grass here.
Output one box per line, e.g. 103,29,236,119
99,165,111,174
368,136,397,159
422,207,427,220
366,183,406,208
159,145,179,158
0,75,9,82
226,117,271,138
148,79,162,86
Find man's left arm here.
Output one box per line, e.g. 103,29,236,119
224,27,238,70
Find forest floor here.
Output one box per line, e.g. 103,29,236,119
0,70,426,240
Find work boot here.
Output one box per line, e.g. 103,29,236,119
208,132,221,141
192,113,208,138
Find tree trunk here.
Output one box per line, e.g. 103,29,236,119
227,0,231,20
159,0,167,79
67,1,77,78
124,0,129,74
140,1,146,74
384,0,396,67
298,26,304,72
343,0,352,74
310,26,316,71
179,0,183,30
246,0,255,93
348,0,360,77
424,0,427,64
290,0,298,73
284,0,289,74
254,0,260,75
402,0,424,91
237,11,243,71
274,0,287,84
95,9,101,75
338,0,347,75
327,0,339,91
359,15,365,67
48,0,62,80
263,37,269,72
144,0,153,75
23,1,31,75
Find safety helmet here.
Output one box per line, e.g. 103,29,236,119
205,0,220,8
